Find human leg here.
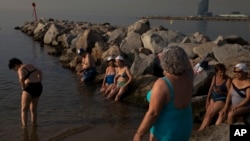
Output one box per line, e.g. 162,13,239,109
115,86,127,102
107,87,119,99
30,98,39,126
21,92,32,128
100,84,108,94
215,109,228,125
104,84,113,96
149,133,158,141
198,100,224,131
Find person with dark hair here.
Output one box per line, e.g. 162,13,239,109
76,47,96,82
134,46,193,141
198,63,231,131
215,63,250,125
8,58,43,128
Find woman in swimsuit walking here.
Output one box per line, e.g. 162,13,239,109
198,63,231,131
107,55,132,102
216,63,250,125
134,46,194,141
100,56,116,96
8,58,43,128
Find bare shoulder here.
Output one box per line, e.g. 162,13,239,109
153,78,167,90
246,78,250,85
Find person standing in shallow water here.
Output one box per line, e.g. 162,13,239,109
8,58,43,128
134,46,194,141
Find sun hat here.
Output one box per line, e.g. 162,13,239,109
107,56,115,61
115,55,124,61
234,63,248,72
77,48,85,55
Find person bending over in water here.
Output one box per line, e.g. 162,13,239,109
8,58,43,128
107,55,132,101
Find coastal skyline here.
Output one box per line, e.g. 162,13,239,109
1,0,250,17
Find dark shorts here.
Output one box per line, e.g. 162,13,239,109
24,82,43,98
82,68,96,82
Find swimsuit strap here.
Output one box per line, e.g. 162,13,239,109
214,76,227,87
232,83,248,98
162,77,174,97
23,67,37,80
213,76,217,86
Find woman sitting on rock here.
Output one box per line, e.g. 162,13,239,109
215,63,250,125
100,56,116,96
198,63,231,131
107,55,132,102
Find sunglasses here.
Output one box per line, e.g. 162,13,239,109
234,70,243,73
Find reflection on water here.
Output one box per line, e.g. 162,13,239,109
0,28,147,141
22,127,39,141
1,15,249,140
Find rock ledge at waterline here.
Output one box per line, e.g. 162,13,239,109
17,18,250,139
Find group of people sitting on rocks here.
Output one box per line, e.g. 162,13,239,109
99,55,133,101
73,45,249,140
75,47,133,102
198,62,250,131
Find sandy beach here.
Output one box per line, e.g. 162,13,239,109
58,123,149,141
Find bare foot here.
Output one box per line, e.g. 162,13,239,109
21,124,27,129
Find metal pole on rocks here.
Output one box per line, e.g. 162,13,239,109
32,2,38,21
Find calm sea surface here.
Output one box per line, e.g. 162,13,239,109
0,9,250,141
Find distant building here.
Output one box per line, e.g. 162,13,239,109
197,0,209,16
217,14,248,18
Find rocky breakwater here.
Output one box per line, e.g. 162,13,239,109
18,18,250,140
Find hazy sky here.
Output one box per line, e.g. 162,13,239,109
1,0,249,17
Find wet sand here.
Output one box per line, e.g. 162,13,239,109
53,122,201,141
57,124,149,141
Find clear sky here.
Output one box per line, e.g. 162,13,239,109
1,0,250,17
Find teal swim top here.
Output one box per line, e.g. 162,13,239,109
146,77,193,141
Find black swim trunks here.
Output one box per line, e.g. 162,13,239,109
24,82,43,98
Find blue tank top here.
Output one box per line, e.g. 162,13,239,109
146,77,193,141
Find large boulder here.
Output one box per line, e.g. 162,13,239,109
141,29,185,53
130,53,156,78
128,19,150,35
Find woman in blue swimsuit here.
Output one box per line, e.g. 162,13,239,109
100,56,116,96
134,46,194,141
198,63,231,131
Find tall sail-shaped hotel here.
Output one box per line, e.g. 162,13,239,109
197,0,209,16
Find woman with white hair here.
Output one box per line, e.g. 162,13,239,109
134,46,194,141
215,63,250,125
